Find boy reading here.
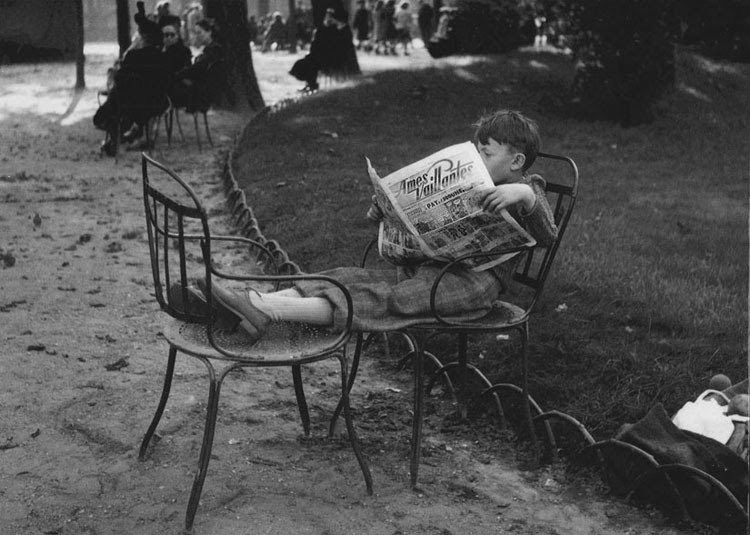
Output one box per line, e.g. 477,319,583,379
207,109,558,339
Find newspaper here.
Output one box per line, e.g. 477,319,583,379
366,141,536,271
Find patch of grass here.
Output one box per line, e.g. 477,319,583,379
233,46,748,437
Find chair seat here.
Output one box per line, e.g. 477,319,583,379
408,299,527,332
162,315,346,363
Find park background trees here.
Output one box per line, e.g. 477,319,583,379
203,0,265,110
438,0,748,124
5,0,747,123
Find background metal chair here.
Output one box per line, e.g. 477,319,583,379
167,60,226,151
139,153,372,533
335,152,579,487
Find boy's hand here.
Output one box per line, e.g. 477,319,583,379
366,195,384,223
477,184,535,215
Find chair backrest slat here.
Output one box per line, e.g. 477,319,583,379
142,153,213,324
162,205,171,294
177,214,189,292
510,153,579,307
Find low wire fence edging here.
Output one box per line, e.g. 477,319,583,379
222,98,303,276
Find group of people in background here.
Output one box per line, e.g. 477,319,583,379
255,0,436,58
250,6,316,52
94,1,224,156
352,0,436,55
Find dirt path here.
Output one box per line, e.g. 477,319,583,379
0,46,706,535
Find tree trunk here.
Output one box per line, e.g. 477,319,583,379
115,0,131,58
74,0,85,89
203,0,265,111
287,0,298,53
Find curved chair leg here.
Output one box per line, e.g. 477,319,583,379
202,111,213,147
292,364,311,436
193,113,202,151
406,331,424,489
139,345,177,459
336,353,373,494
174,108,186,142
519,323,540,465
329,333,365,437
184,357,223,533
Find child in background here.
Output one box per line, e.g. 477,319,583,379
207,110,558,340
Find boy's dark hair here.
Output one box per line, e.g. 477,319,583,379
473,110,540,171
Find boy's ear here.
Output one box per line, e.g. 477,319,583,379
510,152,526,171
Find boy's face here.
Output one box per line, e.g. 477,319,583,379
477,137,525,185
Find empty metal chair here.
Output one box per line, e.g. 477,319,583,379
138,153,372,532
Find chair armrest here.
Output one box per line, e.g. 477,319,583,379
428,246,533,326
202,234,280,278
360,237,379,268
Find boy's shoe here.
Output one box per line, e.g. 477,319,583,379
167,283,241,330
204,281,271,342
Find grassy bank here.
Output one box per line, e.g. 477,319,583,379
232,46,748,437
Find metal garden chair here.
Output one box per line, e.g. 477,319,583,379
333,152,579,487
165,60,226,151
138,153,372,533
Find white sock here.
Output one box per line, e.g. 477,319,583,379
247,290,334,325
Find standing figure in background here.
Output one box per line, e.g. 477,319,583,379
417,0,434,45
289,7,358,92
383,0,398,54
247,16,260,48
352,0,372,50
393,1,413,55
261,12,287,52
533,13,547,48
372,0,387,54
294,4,315,50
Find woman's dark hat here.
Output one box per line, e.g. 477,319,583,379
134,1,162,43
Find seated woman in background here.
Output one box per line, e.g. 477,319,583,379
170,18,225,112
93,2,168,155
289,7,354,92
162,23,192,77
